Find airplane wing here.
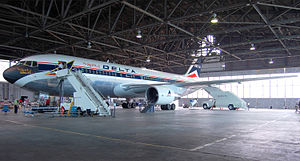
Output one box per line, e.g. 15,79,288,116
174,75,297,87
120,75,296,90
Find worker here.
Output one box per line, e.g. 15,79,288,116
14,99,19,114
19,99,23,109
2,99,10,114
298,101,300,113
138,102,142,112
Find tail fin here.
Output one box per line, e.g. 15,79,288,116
185,64,202,78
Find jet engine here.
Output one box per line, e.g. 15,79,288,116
146,86,175,105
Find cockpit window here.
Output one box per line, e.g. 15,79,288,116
17,61,25,65
25,61,32,66
16,61,37,67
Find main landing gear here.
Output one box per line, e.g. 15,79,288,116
122,102,136,109
160,104,176,110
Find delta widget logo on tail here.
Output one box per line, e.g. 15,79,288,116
186,65,202,78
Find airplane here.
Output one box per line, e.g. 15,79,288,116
3,54,295,111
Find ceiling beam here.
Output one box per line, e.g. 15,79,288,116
257,2,300,11
253,4,292,56
122,0,241,60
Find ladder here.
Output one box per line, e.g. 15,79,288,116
56,69,110,116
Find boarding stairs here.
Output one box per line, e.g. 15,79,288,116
56,69,110,116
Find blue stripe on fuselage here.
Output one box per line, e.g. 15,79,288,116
38,63,183,83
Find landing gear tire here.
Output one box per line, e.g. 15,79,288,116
203,104,208,110
161,105,166,110
130,103,136,108
166,104,171,110
170,104,176,110
77,107,82,116
122,103,129,109
228,104,235,110
183,104,189,108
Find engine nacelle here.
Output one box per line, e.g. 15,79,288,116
146,86,175,105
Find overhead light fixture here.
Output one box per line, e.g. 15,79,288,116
269,59,274,64
136,30,142,39
146,56,151,62
211,13,218,24
250,44,256,50
87,41,92,49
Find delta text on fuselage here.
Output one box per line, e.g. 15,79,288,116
83,62,136,73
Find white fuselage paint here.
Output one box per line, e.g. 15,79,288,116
13,54,199,98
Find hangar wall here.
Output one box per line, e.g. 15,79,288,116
180,67,300,109
0,81,35,102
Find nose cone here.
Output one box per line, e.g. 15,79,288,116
3,67,21,84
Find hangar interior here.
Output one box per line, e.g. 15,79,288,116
0,0,300,161
1,0,300,107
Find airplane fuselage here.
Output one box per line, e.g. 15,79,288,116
3,54,199,99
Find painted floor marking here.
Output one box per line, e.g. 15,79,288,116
190,114,289,152
190,134,236,151
4,114,290,153
4,120,189,152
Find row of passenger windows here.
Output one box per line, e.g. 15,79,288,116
17,61,38,67
73,67,179,83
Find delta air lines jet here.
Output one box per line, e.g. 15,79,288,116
3,54,293,110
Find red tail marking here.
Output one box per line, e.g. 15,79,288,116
187,73,197,78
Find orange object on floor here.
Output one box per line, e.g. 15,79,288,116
60,106,64,115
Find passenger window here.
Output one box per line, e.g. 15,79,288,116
32,61,37,67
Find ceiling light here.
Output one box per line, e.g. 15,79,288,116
146,56,151,62
87,41,92,49
211,13,218,23
269,59,274,64
136,30,142,38
250,44,256,50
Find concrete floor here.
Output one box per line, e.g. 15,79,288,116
0,108,299,161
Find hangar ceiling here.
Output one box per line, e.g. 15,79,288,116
1,0,300,74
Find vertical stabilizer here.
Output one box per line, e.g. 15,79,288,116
185,64,202,78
